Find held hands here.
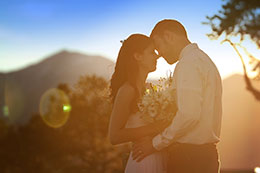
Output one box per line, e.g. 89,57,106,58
132,137,157,162
132,119,171,162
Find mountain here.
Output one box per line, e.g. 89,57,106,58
0,50,115,124
219,74,260,170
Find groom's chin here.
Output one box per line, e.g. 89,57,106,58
163,57,173,65
167,58,177,65
164,56,177,65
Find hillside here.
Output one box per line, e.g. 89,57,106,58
0,50,115,124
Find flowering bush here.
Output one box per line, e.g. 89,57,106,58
138,77,178,123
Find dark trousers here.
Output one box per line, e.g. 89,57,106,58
167,143,220,173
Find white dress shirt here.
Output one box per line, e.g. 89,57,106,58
153,43,222,151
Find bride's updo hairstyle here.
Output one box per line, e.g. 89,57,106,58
110,34,152,103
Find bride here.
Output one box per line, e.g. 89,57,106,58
108,34,169,173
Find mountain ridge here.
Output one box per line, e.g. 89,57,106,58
0,50,115,124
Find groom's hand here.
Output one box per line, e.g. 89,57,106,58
132,137,157,162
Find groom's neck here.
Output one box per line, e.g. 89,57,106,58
177,39,191,59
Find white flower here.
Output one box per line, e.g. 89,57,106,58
147,103,157,118
138,75,177,123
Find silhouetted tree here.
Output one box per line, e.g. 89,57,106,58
0,75,129,173
57,83,71,96
204,0,260,100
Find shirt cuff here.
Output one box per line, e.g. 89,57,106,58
152,134,168,151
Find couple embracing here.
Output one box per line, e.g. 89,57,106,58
109,19,222,173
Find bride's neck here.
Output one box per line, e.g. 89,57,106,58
136,68,148,95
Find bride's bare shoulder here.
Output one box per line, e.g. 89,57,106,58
116,83,136,101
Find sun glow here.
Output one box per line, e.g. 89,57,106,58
255,167,260,173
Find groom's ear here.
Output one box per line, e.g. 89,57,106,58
134,53,142,61
163,30,174,42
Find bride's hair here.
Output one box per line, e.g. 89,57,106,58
110,34,152,104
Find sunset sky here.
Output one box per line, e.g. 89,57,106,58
0,0,257,79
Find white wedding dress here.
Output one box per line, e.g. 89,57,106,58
124,112,167,173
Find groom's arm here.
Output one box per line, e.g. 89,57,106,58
153,58,204,151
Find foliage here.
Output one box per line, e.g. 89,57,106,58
0,75,130,173
204,0,260,100
138,77,177,123
204,0,260,46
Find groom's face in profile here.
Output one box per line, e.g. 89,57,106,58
152,34,177,65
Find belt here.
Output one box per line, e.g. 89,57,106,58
167,142,217,152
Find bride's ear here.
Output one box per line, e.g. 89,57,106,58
134,53,142,61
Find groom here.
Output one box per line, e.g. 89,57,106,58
132,19,222,173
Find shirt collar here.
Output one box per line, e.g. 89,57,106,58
179,43,198,60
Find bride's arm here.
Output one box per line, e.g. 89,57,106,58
108,84,168,145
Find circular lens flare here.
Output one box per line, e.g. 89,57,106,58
39,88,71,128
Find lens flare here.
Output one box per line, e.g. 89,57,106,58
4,79,25,123
39,88,71,128
63,104,71,112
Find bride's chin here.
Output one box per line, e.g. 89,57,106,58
149,66,157,72
153,63,157,70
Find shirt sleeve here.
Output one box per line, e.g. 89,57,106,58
152,57,204,150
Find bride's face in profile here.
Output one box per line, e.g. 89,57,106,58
136,44,159,72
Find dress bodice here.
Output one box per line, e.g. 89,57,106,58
125,112,148,128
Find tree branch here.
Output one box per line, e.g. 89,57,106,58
222,39,260,100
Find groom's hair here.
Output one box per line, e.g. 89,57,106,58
150,19,188,38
